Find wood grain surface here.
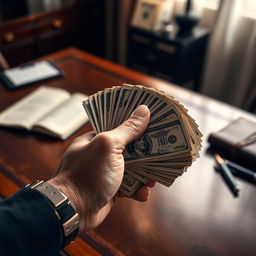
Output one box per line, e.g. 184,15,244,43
0,47,256,256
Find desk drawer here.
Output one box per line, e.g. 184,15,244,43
153,52,177,76
35,9,76,35
1,41,36,66
0,6,78,65
155,41,177,54
0,21,35,45
129,43,155,65
130,33,152,45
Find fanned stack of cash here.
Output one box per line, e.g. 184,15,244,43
83,84,202,196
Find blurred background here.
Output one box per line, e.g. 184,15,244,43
0,0,255,113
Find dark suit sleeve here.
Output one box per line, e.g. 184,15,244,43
0,188,63,256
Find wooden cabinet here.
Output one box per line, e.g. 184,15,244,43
127,26,210,91
35,8,77,56
0,1,105,66
0,7,76,66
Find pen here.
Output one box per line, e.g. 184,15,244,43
226,161,256,182
214,154,240,195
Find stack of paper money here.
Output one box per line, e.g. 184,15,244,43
83,84,202,196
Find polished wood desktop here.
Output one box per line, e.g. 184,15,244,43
0,48,256,256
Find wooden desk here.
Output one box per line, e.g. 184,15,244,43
0,48,256,256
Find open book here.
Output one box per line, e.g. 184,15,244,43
0,86,89,140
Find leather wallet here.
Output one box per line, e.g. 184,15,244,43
208,117,256,170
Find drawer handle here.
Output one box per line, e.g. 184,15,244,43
132,34,150,45
4,32,15,42
52,18,63,29
156,42,176,54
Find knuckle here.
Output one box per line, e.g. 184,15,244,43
123,118,140,133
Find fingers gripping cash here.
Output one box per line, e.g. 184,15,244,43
83,84,202,196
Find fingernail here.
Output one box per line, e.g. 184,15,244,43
131,105,148,118
147,189,150,200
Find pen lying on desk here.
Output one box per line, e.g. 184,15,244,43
214,154,240,194
226,161,256,182
214,154,256,182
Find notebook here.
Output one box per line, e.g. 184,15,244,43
208,117,256,170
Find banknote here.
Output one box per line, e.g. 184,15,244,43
103,89,111,131
82,99,98,132
123,120,191,161
125,168,150,184
83,84,202,196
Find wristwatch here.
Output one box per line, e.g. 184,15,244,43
27,180,79,247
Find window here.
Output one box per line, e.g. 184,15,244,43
243,0,256,18
200,0,220,10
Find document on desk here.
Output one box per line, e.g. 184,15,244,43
0,61,63,90
83,84,202,196
0,86,89,140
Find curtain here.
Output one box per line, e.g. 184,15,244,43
201,0,256,110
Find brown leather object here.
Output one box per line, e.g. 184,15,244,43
208,117,256,169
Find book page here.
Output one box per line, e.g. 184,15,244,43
34,93,89,139
0,86,70,130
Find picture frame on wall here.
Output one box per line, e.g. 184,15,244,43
131,0,174,31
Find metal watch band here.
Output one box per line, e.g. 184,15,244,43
27,181,79,247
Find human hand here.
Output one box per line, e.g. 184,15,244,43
48,105,154,232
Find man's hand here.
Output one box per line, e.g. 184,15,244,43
48,105,154,232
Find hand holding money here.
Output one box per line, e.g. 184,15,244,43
49,105,153,232
83,84,202,196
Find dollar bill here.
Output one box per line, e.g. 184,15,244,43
123,120,192,161
83,84,202,196
121,172,143,192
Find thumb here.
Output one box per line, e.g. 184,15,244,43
107,105,150,147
